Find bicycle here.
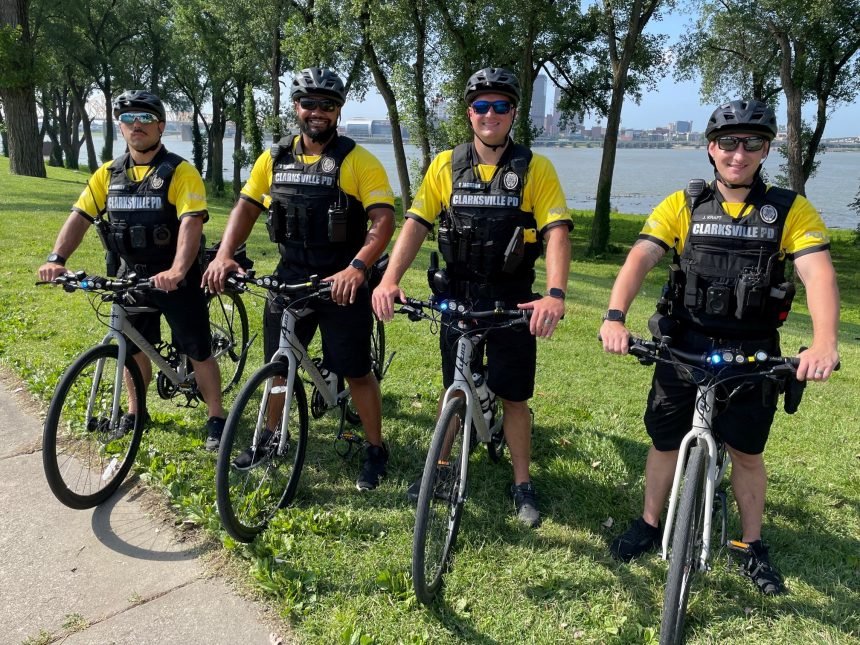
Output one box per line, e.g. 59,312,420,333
39,270,251,510
215,270,392,543
621,336,824,645
395,295,529,605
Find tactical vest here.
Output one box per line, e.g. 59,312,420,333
96,147,181,272
665,178,797,336
267,134,367,270
438,142,540,294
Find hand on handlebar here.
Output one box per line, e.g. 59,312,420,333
599,319,631,354
518,295,564,338
372,281,406,322
323,265,365,306
38,262,70,283
796,344,840,382
151,267,186,292
202,256,242,294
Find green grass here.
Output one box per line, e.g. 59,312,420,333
2,156,859,644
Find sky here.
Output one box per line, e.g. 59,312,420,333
340,12,860,140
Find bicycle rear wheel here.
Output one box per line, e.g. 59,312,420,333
43,345,146,509
208,289,250,393
660,444,707,645
216,361,308,542
370,314,386,382
412,396,468,605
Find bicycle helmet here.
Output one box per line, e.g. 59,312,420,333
112,90,166,122
290,67,346,106
705,99,777,141
464,67,521,105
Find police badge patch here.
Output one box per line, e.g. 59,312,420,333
759,204,778,224
150,176,164,189
321,157,336,173
503,171,519,190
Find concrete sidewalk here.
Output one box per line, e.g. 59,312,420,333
0,374,290,645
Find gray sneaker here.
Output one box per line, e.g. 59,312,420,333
511,482,541,528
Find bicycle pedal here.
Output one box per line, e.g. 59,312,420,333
727,539,752,555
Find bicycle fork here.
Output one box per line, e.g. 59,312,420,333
661,385,723,572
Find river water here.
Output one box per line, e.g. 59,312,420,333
87,136,860,229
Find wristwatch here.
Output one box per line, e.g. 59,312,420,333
46,252,66,266
547,287,566,300
349,258,367,271
603,309,626,323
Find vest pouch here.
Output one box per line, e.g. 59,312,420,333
327,205,348,243
437,225,457,264
266,203,287,244
684,272,701,310
769,281,796,324
105,250,120,277
110,221,130,255
129,224,148,250
502,226,525,274
734,269,767,319
783,372,806,414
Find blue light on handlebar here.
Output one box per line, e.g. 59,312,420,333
710,353,722,365
80,280,91,289
439,300,449,311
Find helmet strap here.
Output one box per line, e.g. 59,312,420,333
714,166,761,190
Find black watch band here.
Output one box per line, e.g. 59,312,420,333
349,258,367,271
603,309,626,323
547,287,566,300
46,252,66,266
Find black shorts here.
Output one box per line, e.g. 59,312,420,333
644,330,780,455
126,269,213,362
264,285,372,378
439,295,537,403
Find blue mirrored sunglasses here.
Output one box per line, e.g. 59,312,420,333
118,112,159,125
471,100,513,115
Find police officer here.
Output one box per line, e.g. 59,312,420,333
372,67,572,527
203,67,395,491
600,100,840,594
38,90,227,449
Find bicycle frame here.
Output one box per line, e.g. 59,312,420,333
661,382,731,572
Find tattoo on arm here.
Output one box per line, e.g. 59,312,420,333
632,239,666,269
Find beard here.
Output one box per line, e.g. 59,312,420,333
299,118,337,144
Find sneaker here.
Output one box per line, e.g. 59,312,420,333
406,463,455,503
510,482,541,528
730,539,786,596
204,416,226,451
231,429,275,470
356,443,388,491
610,516,660,561
107,410,149,441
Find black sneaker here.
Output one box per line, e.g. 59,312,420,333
356,443,388,491
204,416,226,451
511,482,541,528
610,516,660,561
107,410,149,441
730,539,786,596
406,463,455,503
231,429,275,470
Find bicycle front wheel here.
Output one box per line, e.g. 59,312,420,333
43,345,146,509
208,289,250,393
660,444,707,645
216,361,308,542
412,396,468,605
370,314,386,382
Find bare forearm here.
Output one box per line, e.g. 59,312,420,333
217,200,261,258
171,216,204,276
381,218,430,286
607,240,665,312
355,207,395,267
51,212,91,259
543,226,571,292
796,254,840,350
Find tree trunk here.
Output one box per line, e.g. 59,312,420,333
588,79,625,254
192,108,205,174
0,0,45,176
209,87,226,196
0,106,8,156
232,83,245,199
409,0,432,174
270,17,282,142
100,83,115,163
68,75,98,171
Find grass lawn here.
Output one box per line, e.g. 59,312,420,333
1,156,858,645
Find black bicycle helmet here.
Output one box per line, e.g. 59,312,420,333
464,67,521,105
705,99,777,141
290,67,346,106
112,90,166,121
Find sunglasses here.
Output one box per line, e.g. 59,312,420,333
716,135,766,152
118,112,159,125
298,98,338,113
471,100,514,115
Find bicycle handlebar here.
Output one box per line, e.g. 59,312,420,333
395,296,530,325
226,271,332,298
37,271,158,293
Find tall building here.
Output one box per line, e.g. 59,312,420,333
530,75,547,132
674,120,693,134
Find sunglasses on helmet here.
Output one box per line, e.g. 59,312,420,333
716,135,766,152
298,97,338,113
118,112,159,125
471,100,513,115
